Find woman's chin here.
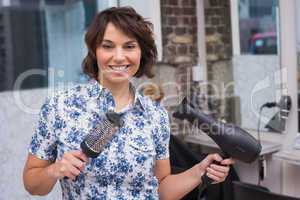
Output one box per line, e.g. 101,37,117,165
106,74,131,83
99,70,135,84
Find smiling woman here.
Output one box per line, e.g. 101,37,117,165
22,6,234,200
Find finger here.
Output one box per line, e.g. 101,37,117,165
205,153,222,164
64,171,76,180
212,153,223,162
210,164,230,173
221,158,235,165
62,152,85,170
206,172,224,183
68,164,81,177
201,156,213,168
207,167,227,178
201,154,224,170
64,153,86,171
58,159,81,173
71,150,89,163
58,165,76,180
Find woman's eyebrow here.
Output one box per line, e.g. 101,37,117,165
125,40,138,44
101,39,138,44
102,40,113,43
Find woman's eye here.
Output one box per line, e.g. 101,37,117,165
125,45,136,49
101,44,113,49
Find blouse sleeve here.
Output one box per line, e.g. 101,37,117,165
28,95,58,161
154,107,170,160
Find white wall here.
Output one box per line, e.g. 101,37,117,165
0,89,61,199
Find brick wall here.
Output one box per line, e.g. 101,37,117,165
160,0,198,65
204,0,233,90
160,0,198,111
204,0,232,62
204,0,235,121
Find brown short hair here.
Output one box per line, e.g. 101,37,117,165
82,6,157,80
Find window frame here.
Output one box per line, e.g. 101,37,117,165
278,0,299,139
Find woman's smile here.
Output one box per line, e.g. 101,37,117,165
108,64,130,72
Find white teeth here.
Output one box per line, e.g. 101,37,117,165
109,65,129,71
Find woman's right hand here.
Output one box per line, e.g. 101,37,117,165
47,150,88,181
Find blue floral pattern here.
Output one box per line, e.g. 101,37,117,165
29,79,170,200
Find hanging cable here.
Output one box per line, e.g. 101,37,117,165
257,106,264,185
257,102,278,185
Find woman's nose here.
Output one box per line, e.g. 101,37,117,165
114,48,125,62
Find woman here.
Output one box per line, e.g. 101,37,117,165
23,7,234,200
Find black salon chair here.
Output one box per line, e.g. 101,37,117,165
233,181,300,200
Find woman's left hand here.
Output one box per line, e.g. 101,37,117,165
207,158,235,184
198,154,235,184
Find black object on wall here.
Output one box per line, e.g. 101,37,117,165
265,95,292,133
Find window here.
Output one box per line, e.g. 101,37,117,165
0,0,162,91
230,0,282,132
239,0,279,54
232,0,279,55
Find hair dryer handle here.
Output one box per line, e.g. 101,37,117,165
201,160,221,187
200,155,229,188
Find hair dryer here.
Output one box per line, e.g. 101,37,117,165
173,97,262,186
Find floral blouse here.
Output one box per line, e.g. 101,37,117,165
29,79,170,200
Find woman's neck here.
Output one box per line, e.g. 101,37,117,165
99,79,133,111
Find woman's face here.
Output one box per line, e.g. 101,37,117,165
96,22,141,85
